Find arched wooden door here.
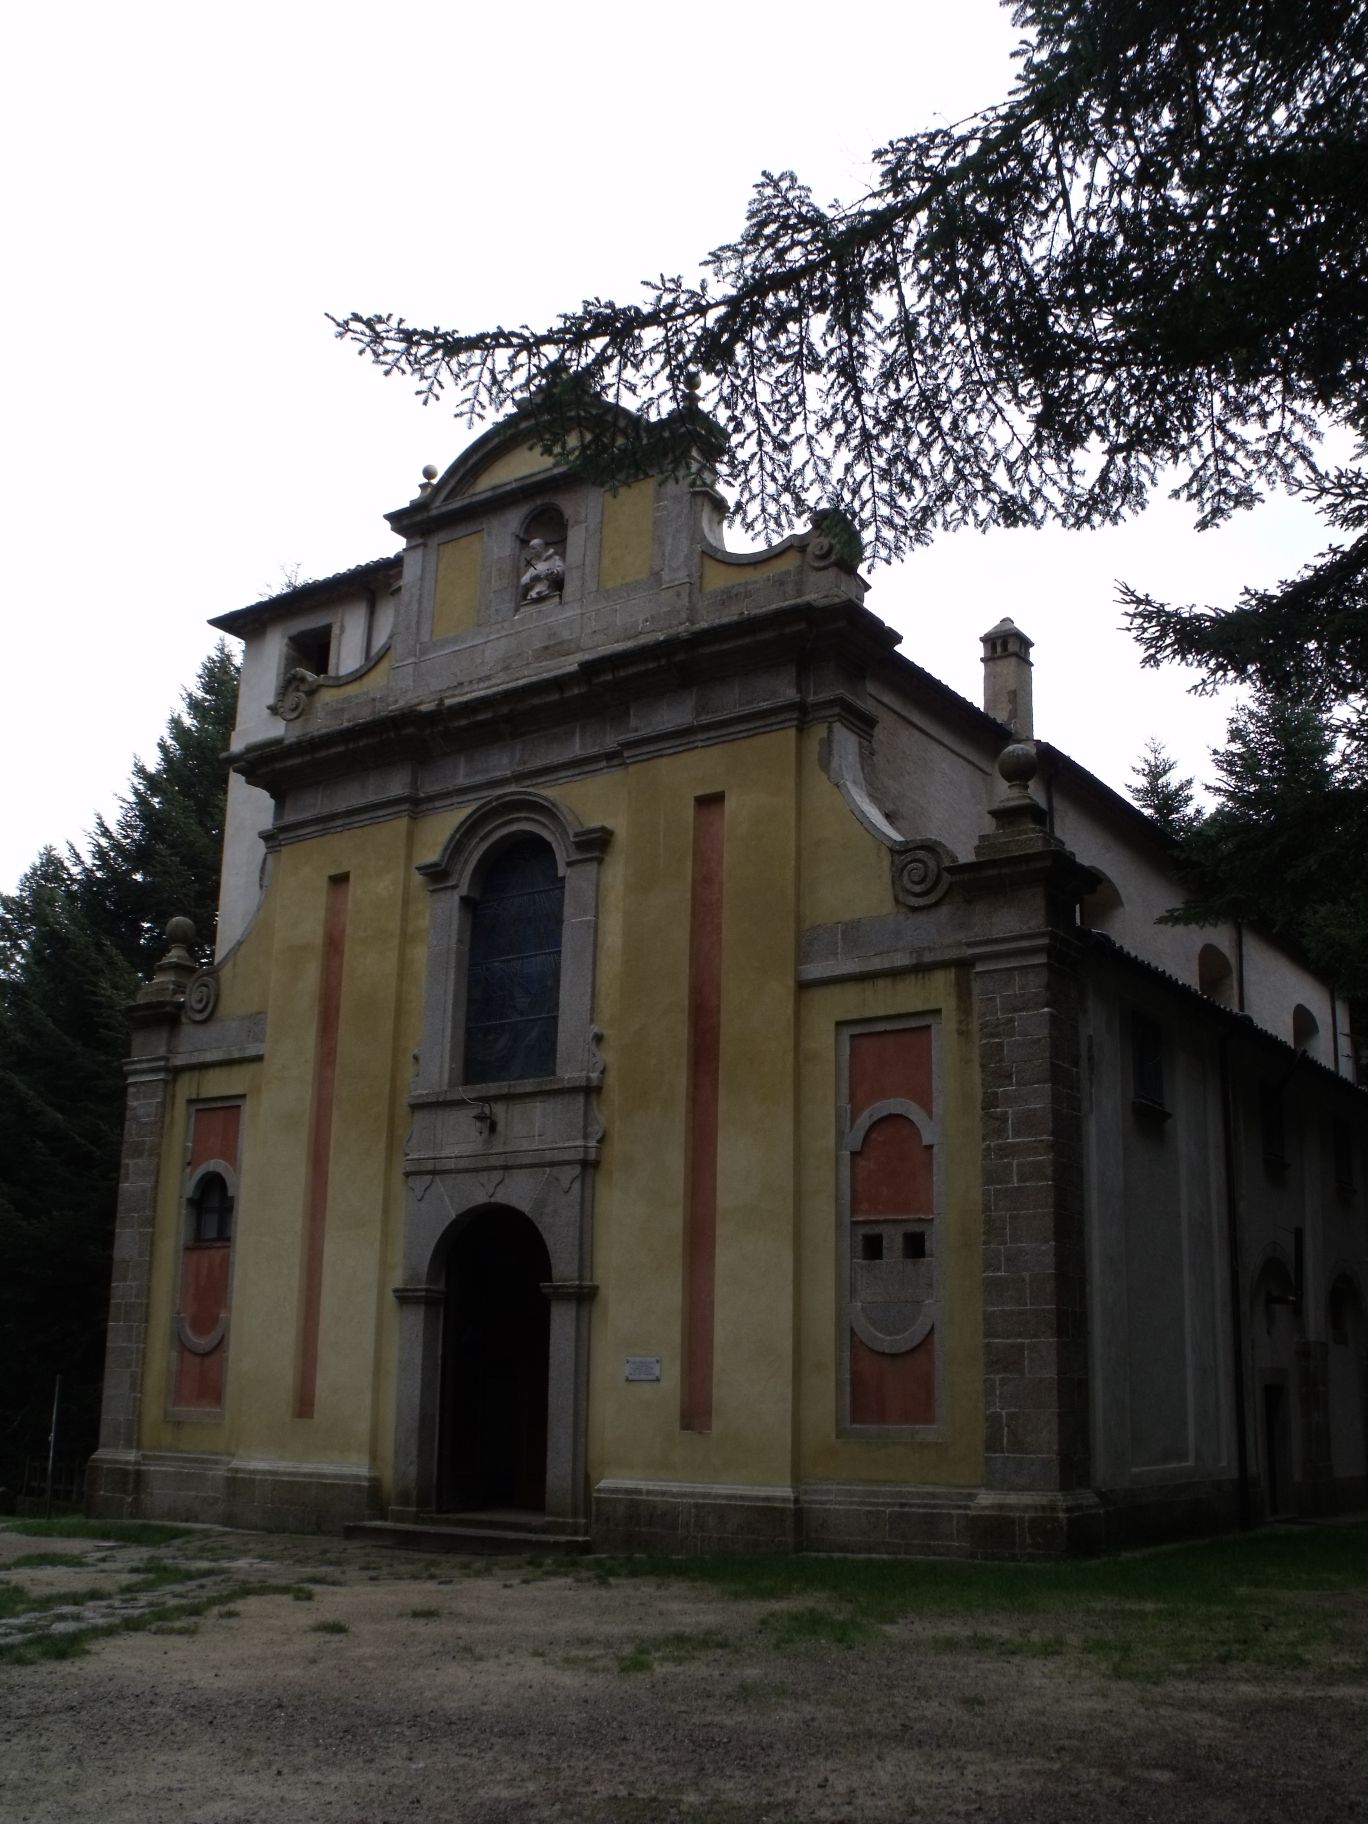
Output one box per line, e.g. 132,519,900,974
438,1207,551,1513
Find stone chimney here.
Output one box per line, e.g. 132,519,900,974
980,617,1034,739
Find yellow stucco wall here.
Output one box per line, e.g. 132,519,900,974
597,480,655,590
700,548,799,591
431,532,484,640
137,717,983,1500
142,822,424,1470
314,645,393,701
456,443,557,495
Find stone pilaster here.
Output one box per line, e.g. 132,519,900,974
87,921,196,1518
950,746,1098,1540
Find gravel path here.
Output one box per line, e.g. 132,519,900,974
2,1527,1366,1823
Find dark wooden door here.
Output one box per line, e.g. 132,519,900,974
440,1208,550,1513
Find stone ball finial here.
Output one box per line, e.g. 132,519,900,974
165,915,198,949
421,464,438,481
997,741,1039,790
684,371,701,396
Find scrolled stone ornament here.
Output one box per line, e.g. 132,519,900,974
890,837,957,908
184,970,220,1023
273,667,320,722
807,534,838,569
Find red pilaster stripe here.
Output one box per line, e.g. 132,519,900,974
295,874,349,1420
682,796,725,1432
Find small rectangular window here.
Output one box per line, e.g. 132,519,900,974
285,624,333,678
1130,1011,1167,1113
902,1230,927,1260
860,1232,884,1262
1260,1083,1288,1171
1331,1117,1356,1195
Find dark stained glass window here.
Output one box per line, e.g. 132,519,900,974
462,838,563,1084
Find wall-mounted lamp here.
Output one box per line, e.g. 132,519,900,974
472,1101,497,1138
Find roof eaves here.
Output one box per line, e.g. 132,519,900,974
210,553,403,635
1081,930,1363,1095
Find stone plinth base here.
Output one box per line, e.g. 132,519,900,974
593,1479,1107,1560
86,1450,379,1534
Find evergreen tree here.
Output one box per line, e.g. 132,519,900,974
0,646,239,1495
1130,739,1202,839
79,641,240,976
1162,689,1368,999
329,0,1368,712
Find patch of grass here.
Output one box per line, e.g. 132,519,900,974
757,1606,873,1651
118,1560,205,1595
0,1630,94,1667
407,1606,441,1619
310,1619,350,1635
0,1581,111,1621
147,1620,199,1637
0,1578,314,1669
290,1586,315,1602
615,1628,734,1675
595,1523,1368,1684
216,1608,241,1620
2,1518,192,1547
9,1551,91,1569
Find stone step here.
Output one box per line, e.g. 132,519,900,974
344,1516,591,1557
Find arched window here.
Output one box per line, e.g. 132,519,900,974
462,837,564,1083
189,1169,234,1244
1292,1002,1320,1053
1079,873,1123,933
1199,943,1235,1007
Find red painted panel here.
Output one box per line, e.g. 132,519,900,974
682,796,725,1433
851,1114,933,1217
174,1244,229,1409
296,874,350,1420
849,1329,935,1426
849,1026,932,1121
190,1104,240,1172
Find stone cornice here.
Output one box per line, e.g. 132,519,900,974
234,597,900,846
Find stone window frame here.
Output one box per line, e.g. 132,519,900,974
186,1161,236,1246
835,1012,947,1442
415,790,611,1094
1129,1007,1170,1121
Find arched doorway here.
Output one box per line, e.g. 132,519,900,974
1251,1258,1300,1519
438,1207,551,1514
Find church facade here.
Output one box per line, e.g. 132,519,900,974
87,412,1368,1554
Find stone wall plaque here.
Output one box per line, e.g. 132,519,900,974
624,1356,661,1383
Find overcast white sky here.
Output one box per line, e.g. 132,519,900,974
0,0,1332,894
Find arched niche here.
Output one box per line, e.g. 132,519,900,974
1292,1002,1322,1056
517,503,568,607
1251,1252,1302,1519
1198,942,1236,1008
1079,872,1124,933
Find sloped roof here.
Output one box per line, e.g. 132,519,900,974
210,553,402,636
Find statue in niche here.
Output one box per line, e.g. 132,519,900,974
519,537,565,605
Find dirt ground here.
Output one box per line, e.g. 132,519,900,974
2,1525,1366,1824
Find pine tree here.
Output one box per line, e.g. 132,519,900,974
79,641,240,975
328,0,1368,721
1130,739,1202,839
1162,689,1368,998
0,645,239,1494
